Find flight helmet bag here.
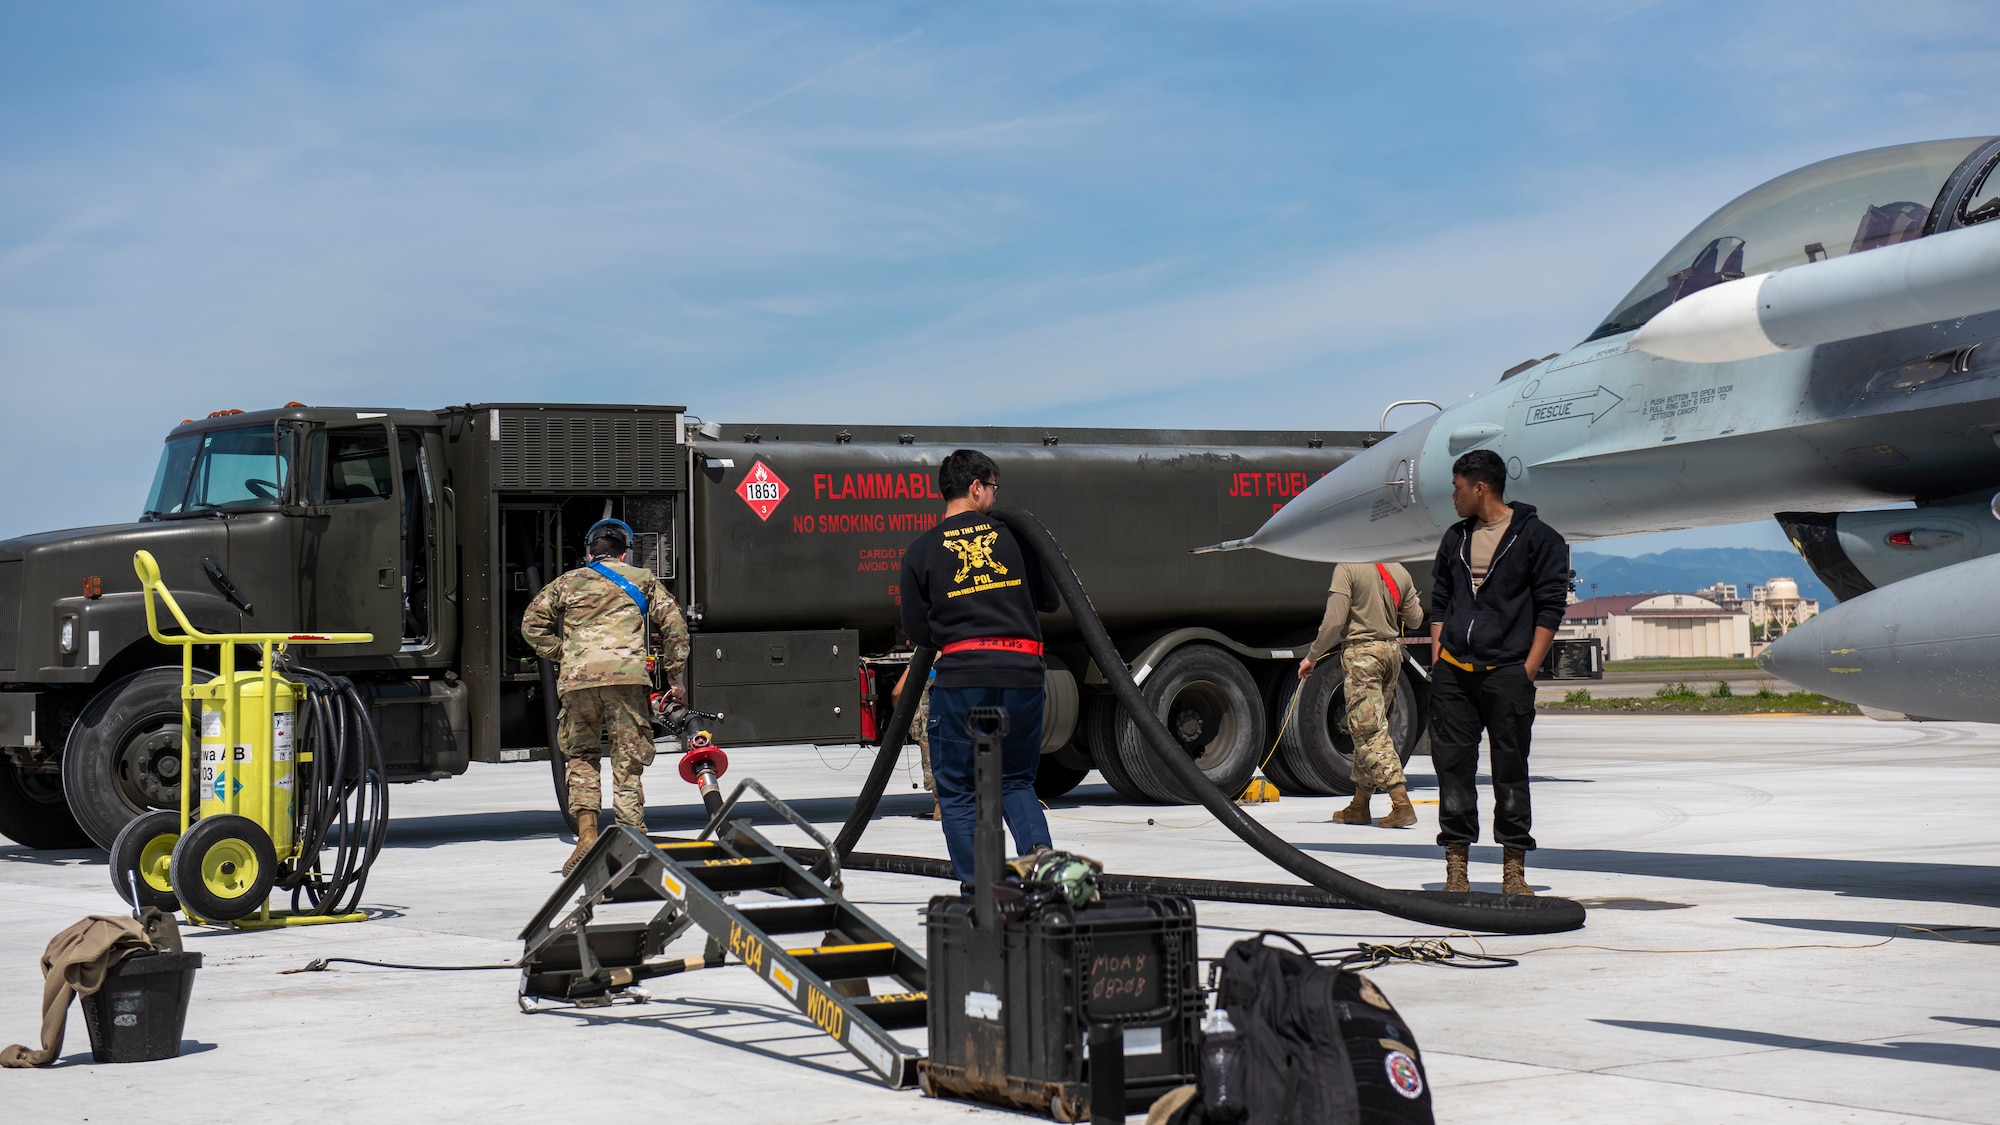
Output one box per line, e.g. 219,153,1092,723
1199,932,1433,1125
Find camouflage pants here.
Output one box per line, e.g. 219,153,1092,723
912,682,935,793
1342,640,1406,791
559,684,656,828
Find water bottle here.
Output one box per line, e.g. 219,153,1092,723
1199,1007,1247,1121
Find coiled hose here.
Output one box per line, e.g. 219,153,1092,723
283,667,391,915
824,507,1585,935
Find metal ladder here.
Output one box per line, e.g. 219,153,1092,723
517,779,929,1088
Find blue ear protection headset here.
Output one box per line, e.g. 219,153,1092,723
584,518,636,559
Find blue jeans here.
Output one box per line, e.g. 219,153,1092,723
927,685,1053,884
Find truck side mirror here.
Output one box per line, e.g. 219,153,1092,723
278,422,327,516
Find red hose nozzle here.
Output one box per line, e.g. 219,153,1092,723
679,746,729,786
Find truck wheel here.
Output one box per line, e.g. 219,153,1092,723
169,813,276,922
1033,740,1092,800
62,668,195,851
1116,645,1264,805
1257,684,1318,797
0,761,92,849
1275,657,1426,796
1080,696,1152,803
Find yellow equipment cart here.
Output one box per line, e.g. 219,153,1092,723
108,549,378,928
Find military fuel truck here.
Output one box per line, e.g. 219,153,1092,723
0,403,1449,850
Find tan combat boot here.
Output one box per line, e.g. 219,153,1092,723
1502,846,1536,896
563,812,600,876
1330,786,1373,825
1377,785,1417,830
1443,843,1470,892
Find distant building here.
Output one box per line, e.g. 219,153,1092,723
1693,578,1820,639
1561,592,1751,660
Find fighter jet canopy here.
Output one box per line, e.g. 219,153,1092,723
1589,137,1997,341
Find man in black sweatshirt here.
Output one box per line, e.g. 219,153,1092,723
1427,449,1570,897
900,449,1060,883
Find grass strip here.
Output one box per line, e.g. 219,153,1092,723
1540,691,1858,715
1603,658,1761,673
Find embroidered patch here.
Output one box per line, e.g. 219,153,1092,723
1384,1050,1424,1099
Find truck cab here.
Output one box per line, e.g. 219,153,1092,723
0,405,461,848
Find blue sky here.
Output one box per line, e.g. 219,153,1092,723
3,1,1995,547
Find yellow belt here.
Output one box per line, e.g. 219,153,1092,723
1437,647,1501,673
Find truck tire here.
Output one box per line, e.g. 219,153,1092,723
1257,686,1318,798
1274,657,1427,796
1080,696,1151,803
61,667,195,851
1033,739,1092,800
0,761,92,849
1116,645,1264,805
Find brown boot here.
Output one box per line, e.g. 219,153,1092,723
1330,786,1373,825
563,812,600,876
1503,846,1536,896
1443,843,1470,892
1377,785,1417,829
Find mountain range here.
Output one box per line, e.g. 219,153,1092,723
1569,548,1838,606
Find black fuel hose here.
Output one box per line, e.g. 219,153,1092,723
812,653,1369,912
990,506,1585,935
284,667,390,916
820,646,935,877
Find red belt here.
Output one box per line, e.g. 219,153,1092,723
941,636,1045,656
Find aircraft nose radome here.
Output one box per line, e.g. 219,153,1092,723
1250,413,1444,562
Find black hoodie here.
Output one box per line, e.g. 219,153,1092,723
1429,501,1571,668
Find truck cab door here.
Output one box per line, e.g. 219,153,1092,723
297,422,402,655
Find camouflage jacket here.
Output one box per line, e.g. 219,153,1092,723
521,560,691,694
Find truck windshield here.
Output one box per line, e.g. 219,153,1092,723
1588,137,1991,341
143,426,290,518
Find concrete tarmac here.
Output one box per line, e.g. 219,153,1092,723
2,715,1998,1123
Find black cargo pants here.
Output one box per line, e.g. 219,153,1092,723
1429,661,1536,850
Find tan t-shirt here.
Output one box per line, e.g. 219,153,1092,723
1469,511,1514,595
1307,562,1425,662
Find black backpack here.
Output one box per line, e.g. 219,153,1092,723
1182,933,1434,1125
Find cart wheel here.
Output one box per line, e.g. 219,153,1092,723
109,809,182,911
169,814,276,922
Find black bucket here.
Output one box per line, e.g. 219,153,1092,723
78,950,202,1063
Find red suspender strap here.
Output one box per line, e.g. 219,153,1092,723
1374,563,1402,608
940,636,1046,656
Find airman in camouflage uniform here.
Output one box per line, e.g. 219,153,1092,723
1298,561,1424,829
522,519,690,873
1341,640,1407,793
